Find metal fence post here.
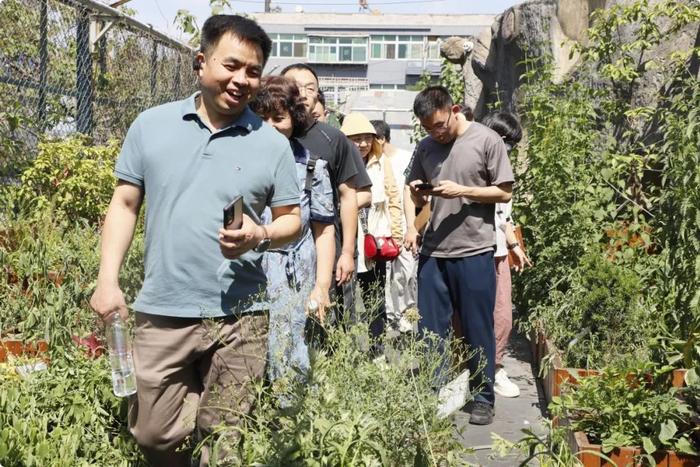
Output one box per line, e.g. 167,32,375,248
76,5,93,135
150,41,158,104
38,0,48,129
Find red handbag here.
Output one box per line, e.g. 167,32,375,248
360,209,400,262
364,233,400,262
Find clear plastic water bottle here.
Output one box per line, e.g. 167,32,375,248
106,313,137,397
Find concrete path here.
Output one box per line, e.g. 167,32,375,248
454,330,547,466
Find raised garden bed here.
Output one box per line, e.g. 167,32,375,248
529,333,688,406
569,429,700,467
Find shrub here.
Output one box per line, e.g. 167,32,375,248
206,324,469,466
16,136,119,225
0,348,143,466
550,365,698,456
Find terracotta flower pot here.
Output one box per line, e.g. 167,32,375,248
570,429,700,467
0,339,49,363
534,335,687,406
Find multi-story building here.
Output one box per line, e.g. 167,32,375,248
252,12,494,105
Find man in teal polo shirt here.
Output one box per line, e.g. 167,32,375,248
89,15,301,465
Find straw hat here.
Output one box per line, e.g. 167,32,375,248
340,112,376,137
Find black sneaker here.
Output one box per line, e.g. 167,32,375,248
468,401,494,425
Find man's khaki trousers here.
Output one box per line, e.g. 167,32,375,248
128,311,268,466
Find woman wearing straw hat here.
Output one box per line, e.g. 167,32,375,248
341,112,403,352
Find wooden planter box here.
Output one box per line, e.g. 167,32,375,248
569,429,700,466
530,334,687,406
0,339,49,363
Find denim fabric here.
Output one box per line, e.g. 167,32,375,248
262,139,334,381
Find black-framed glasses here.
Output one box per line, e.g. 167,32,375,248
422,111,452,135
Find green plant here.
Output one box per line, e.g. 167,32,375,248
204,324,469,466
16,137,119,225
0,347,143,466
550,365,699,457
491,420,584,466
527,251,656,368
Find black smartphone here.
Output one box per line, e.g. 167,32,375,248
415,182,434,191
223,195,243,230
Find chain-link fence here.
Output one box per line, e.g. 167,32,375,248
0,0,197,177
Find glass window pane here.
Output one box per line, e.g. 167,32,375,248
309,36,321,43
370,35,382,42
353,46,366,62
371,43,381,58
279,34,293,40
293,34,306,40
330,46,336,54
386,44,395,59
271,42,278,56
411,35,423,42
339,37,352,44
398,35,411,42
340,46,352,61
398,44,407,58
293,42,306,57
384,35,396,41
353,37,367,44
280,42,292,57
410,44,422,58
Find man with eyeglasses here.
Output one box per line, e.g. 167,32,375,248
405,86,514,425
281,64,372,324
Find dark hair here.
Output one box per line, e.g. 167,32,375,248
370,120,391,142
200,15,272,66
250,76,312,138
481,111,523,146
461,105,474,122
413,86,453,120
280,63,319,84
317,89,326,108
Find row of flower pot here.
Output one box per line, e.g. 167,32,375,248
529,333,699,467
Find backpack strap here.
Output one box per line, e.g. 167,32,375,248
304,127,332,191
305,151,321,191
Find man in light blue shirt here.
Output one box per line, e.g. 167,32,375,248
90,15,301,465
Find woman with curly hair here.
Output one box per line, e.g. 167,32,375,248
250,76,335,382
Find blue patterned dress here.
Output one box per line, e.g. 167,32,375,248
262,138,335,381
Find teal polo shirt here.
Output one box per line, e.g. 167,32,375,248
115,93,300,318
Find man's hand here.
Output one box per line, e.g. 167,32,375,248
431,180,466,199
90,284,128,322
408,180,431,207
307,284,331,323
404,226,421,256
335,252,355,285
510,245,533,273
219,214,263,259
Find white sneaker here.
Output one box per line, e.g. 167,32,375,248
494,368,520,398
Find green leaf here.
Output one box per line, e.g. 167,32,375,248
642,436,656,454
658,419,677,444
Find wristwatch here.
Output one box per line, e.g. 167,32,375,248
253,225,271,253
507,241,520,250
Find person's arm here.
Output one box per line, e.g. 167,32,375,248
383,160,403,243
504,221,532,272
336,181,358,285
90,181,144,322
309,221,335,322
430,181,513,203
356,185,372,208
219,205,301,258
403,185,420,255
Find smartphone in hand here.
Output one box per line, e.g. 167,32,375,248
223,196,243,230
415,182,434,191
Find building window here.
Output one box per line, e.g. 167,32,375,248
370,34,424,60
270,33,307,58
426,36,443,60
308,36,368,63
